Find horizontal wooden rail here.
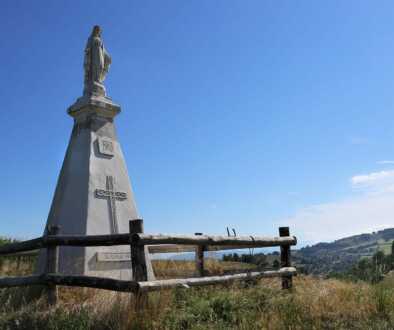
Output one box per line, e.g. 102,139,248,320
0,243,280,257
0,268,296,293
0,238,44,256
148,244,250,254
3,245,201,257
0,234,296,256
0,275,43,287
0,274,139,292
45,274,139,292
0,250,39,258
0,234,130,255
139,267,297,292
44,234,130,247
148,244,262,254
133,234,297,247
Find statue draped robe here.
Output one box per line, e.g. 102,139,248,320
83,34,111,96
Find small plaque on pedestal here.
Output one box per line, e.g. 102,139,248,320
96,252,131,262
97,137,114,157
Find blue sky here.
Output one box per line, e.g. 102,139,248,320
1,1,394,244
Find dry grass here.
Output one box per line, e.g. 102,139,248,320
0,258,394,329
152,258,257,278
0,257,34,277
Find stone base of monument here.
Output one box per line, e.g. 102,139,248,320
37,94,155,281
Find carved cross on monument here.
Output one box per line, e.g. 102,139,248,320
95,176,127,233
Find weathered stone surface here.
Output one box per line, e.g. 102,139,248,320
83,25,111,97
37,27,155,281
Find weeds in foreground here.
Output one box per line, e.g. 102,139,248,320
1,258,394,329
0,276,393,329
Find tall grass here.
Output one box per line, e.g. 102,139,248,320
0,259,393,329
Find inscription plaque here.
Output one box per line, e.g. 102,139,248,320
98,137,114,157
96,252,131,262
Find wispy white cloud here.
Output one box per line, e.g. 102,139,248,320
377,160,394,165
279,169,394,243
280,193,394,243
351,170,394,188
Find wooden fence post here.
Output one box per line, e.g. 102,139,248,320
130,219,148,282
46,225,60,305
279,227,292,289
130,219,148,312
194,233,205,277
195,246,205,277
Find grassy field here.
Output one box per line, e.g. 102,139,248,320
0,257,394,329
152,259,257,279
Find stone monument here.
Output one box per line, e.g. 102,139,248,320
38,26,154,280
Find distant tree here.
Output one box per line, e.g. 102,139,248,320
374,251,385,263
373,251,385,275
232,253,240,262
344,249,394,283
254,254,268,267
391,241,394,256
0,237,14,246
223,252,269,268
272,260,280,269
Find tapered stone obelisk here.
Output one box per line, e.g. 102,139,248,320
38,26,154,280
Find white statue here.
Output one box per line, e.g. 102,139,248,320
83,25,111,97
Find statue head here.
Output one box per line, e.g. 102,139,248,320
92,25,101,38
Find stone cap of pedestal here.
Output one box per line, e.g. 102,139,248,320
67,95,121,121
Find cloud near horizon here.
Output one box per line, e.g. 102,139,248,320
351,170,394,191
279,169,394,244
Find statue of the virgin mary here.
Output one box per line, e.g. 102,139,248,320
83,25,112,97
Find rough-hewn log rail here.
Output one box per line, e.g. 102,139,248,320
137,267,297,292
0,234,296,255
0,244,281,256
132,234,297,247
0,244,278,256
0,268,296,292
149,243,295,253
0,238,44,256
0,250,40,257
0,274,139,292
0,234,130,255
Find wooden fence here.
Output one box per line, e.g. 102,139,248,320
0,220,297,307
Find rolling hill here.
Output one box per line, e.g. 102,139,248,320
294,228,394,274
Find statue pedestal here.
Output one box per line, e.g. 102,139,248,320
68,95,120,120
38,95,155,281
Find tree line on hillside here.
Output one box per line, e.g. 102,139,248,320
0,238,16,246
330,241,394,283
223,241,394,284
222,252,281,269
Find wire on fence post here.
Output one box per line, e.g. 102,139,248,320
46,225,60,305
279,226,292,289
